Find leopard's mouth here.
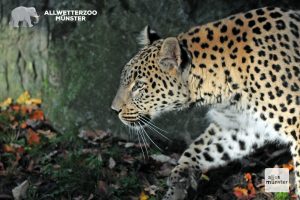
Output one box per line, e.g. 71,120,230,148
119,114,152,129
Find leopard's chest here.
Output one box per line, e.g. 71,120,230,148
206,104,290,144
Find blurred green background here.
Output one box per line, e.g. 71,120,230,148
1,0,300,141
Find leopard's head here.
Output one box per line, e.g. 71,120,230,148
111,26,191,128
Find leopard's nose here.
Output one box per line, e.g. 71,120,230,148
111,105,122,115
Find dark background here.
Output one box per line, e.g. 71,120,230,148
1,0,300,142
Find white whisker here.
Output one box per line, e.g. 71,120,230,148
141,115,168,133
139,117,170,141
140,124,162,151
138,122,149,157
135,127,145,160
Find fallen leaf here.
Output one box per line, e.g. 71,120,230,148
37,129,56,139
30,110,44,121
233,187,248,199
151,154,171,163
3,144,15,153
27,98,42,105
0,98,12,109
244,173,252,182
16,91,30,104
282,161,294,171
11,105,21,112
20,122,27,129
27,129,40,145
122,154,135,164
139,191,149,200
98,180,107,194
144,185,159,195
125,142,135,148
78,129,110,144
26,160,35,172
200,174,210,181
12,180,29,200
109,157,116,169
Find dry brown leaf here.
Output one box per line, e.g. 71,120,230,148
27,129,41,145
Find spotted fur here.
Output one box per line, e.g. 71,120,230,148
111,7,300,199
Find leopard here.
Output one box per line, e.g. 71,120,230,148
111,7,300,200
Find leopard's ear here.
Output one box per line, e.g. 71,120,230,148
137,25,160,45
158,37,182,71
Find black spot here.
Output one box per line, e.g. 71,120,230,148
151,82,156,89
239,140,246,150
253,27,262,34
254,66,261,73
201,43,209,49
235,19,244,26
270,12,283,18
260,113,267,120
168,90,174,96
276,20,286,30
256,9,265,15
274,123,282,131
232,27,240,35
248,20,256,27
162,80,167,88
191,37,200,43
244,45,253,53
244,12,253,19
194,138,204,145
220,25,227,33
194,51,199,58
258,17,267,23
232,134,237,141
290,131,297,140
203,152,214,162
184,152,191,157
272,64,281,72
216,144,224,153
210,54,216,60
199,64,206,68
208,129,216,135
263,22,272,31
206,28,214,41
221,153,230,161
194,147,201,153
228,40,234,49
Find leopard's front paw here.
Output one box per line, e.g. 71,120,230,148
162,165,200,200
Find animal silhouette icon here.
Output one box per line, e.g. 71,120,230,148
10,6,39,27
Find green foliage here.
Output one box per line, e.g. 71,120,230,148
274,192,290,200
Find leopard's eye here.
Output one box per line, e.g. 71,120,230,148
132,81,145,92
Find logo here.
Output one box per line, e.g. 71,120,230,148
44,10,97,22
265,168,289,192
9,6,39,28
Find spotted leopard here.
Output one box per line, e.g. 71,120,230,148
111,7,300,200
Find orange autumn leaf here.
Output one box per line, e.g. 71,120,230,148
20,122,27,129
282,162,294,171
27,129,41,145
3,144,15,153
247,182,256,195
139,191,149,200
233,187,248,199
244,173,252,181
11,105,20,112
20,105,27,115
30,110,44,121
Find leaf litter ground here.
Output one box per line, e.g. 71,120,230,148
0,92,297,200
